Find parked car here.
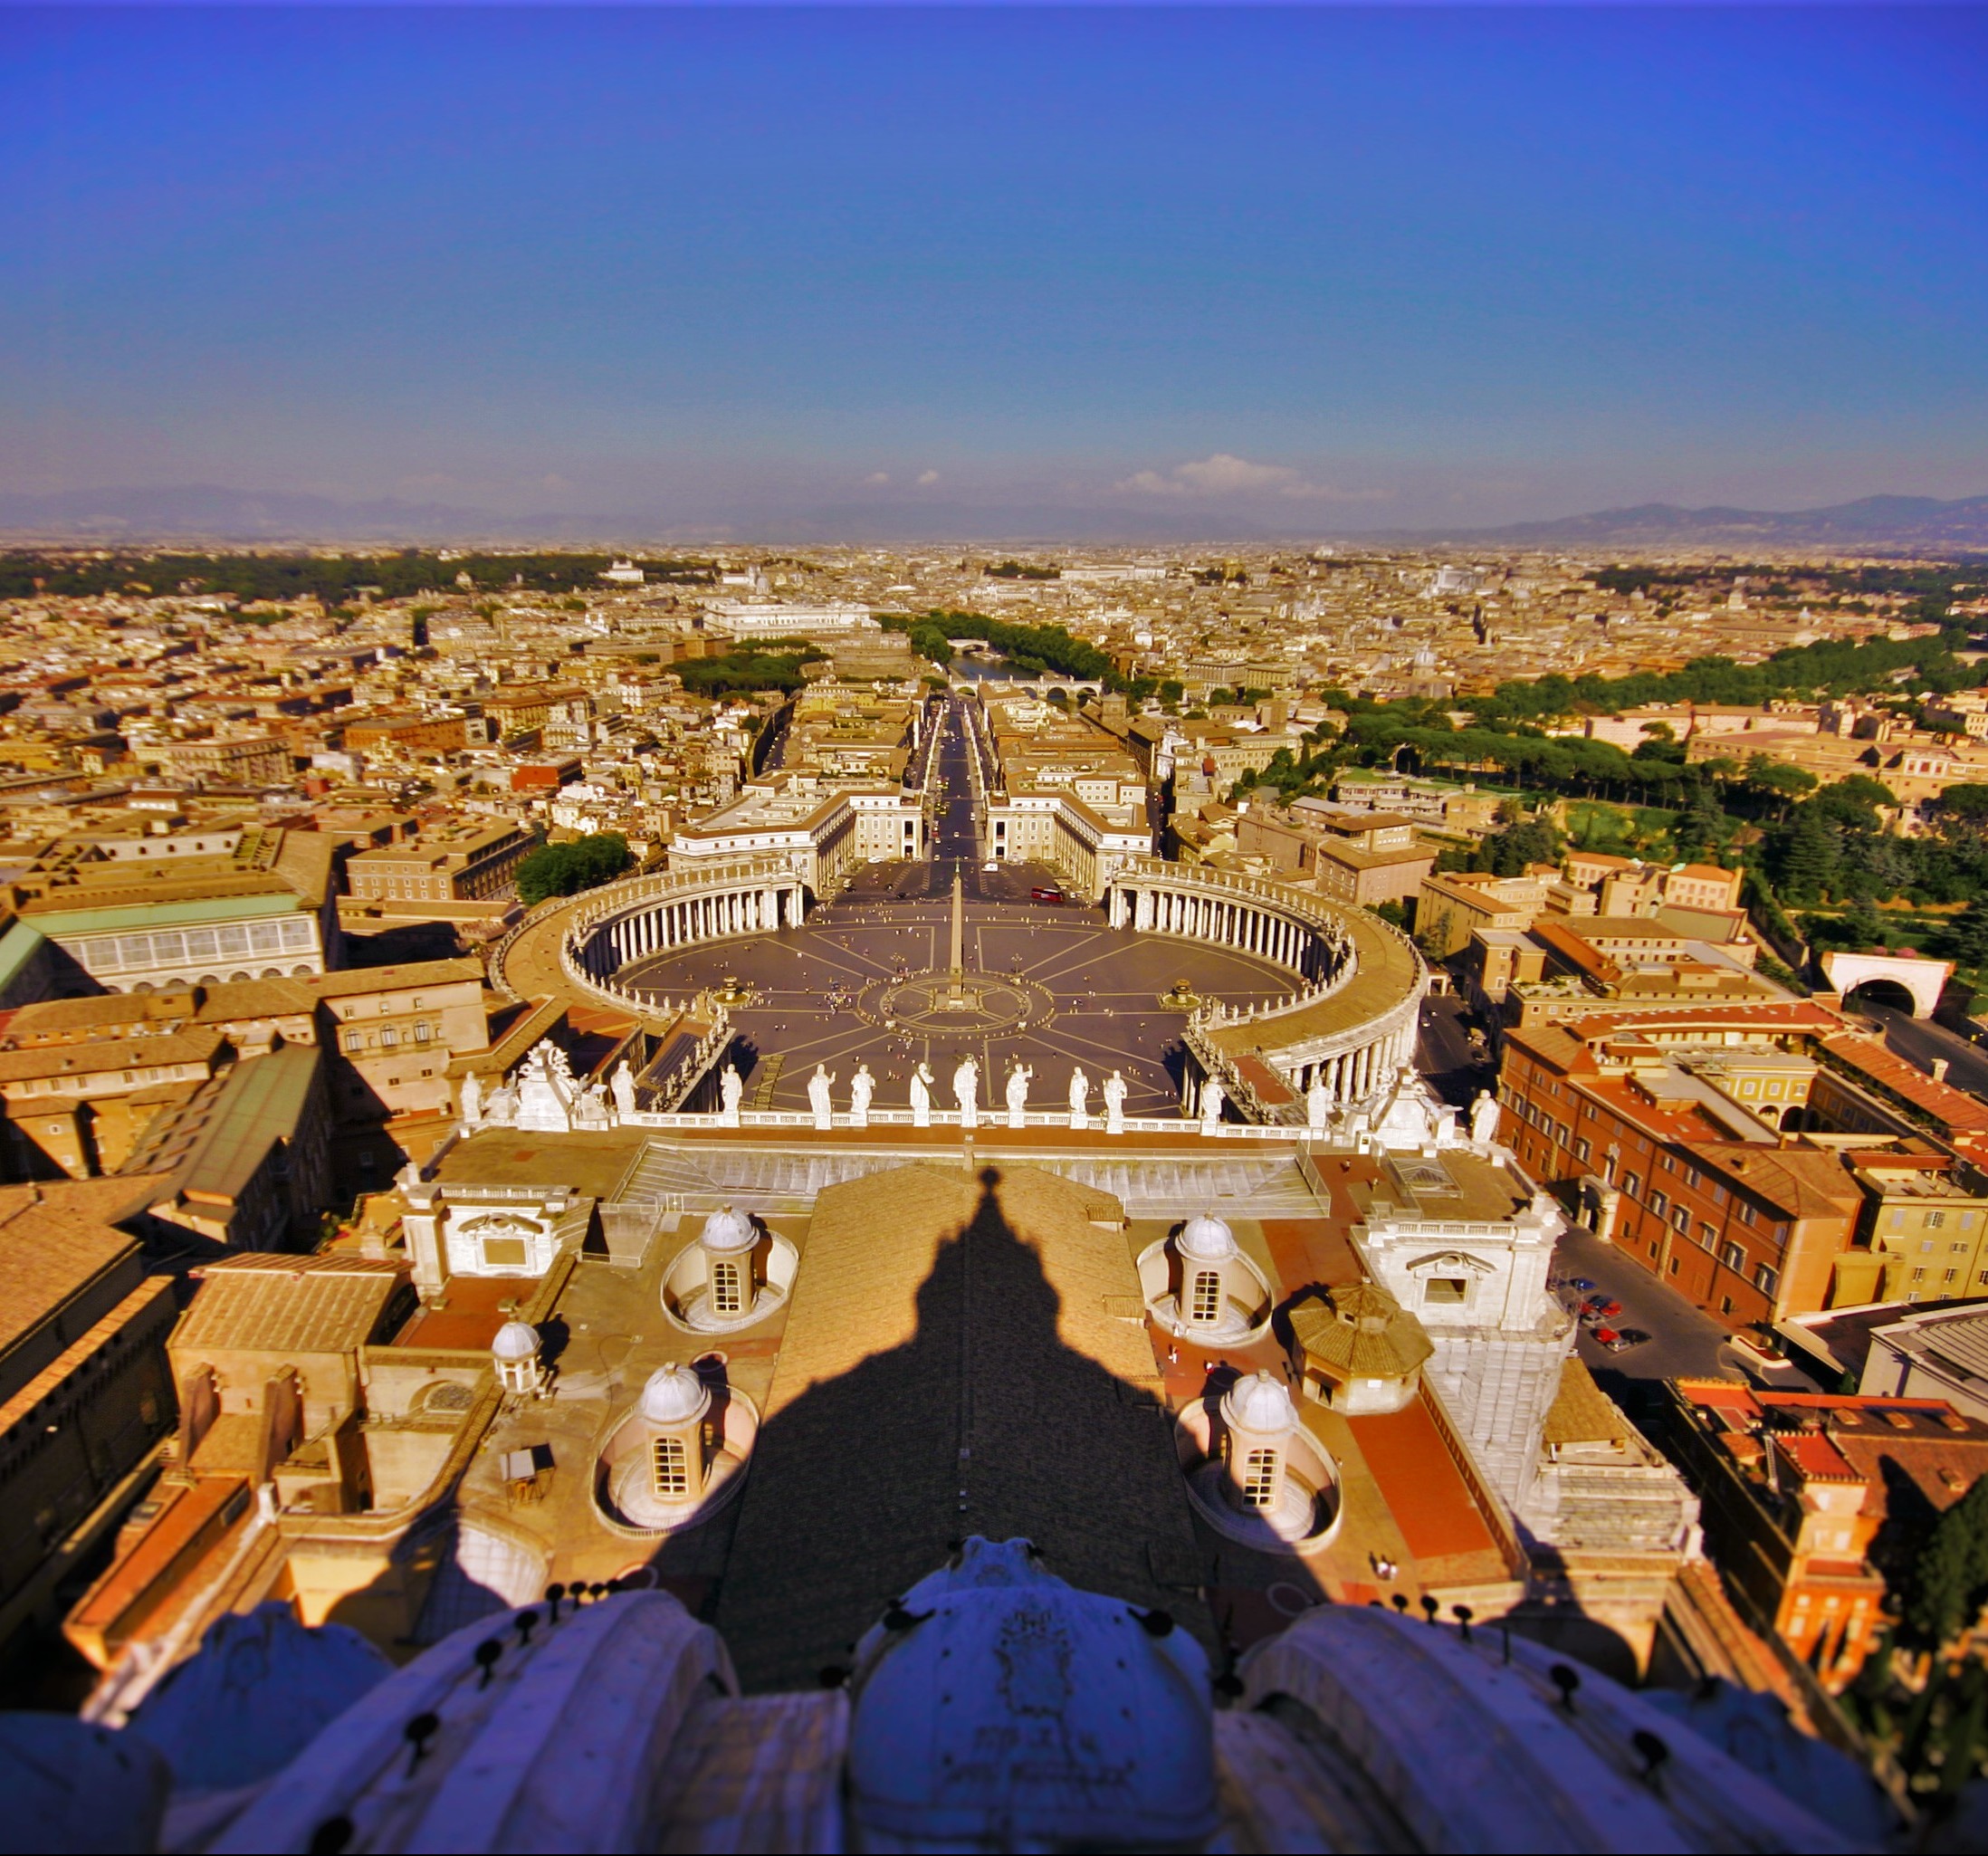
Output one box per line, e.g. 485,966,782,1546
1581,1296,1623,1321
1597,1327,1650,1353
1030,885,1066,904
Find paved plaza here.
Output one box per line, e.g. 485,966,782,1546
619,891,1293,1117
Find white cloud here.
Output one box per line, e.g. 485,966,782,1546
864,471,891,486
1115,454,1388,503
917,468,941,486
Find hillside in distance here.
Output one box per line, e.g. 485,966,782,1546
1,483,1985,551
1429,493,1988,551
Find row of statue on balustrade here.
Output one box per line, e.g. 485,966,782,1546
456,1033,1501,1143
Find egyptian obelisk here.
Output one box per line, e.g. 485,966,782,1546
947,870,966,1001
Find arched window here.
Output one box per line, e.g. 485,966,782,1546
650,1435,688,1497
711,1258,745,1317
1190,1270,1221,1325
1243,1449,1279,1507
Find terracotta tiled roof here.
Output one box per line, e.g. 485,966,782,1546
173,1254,407,1357
0,1181,153,1355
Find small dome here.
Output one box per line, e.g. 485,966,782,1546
700,1205,757,1255
1178,1213,1236,1260
1222,1370,1297,1437
638,1363,712,1426
491,1320,539,1363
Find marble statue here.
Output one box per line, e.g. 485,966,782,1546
1470,1087,1500,1145
910,1061,934,1128
1199,1076,1226,1134
575,1079,611,1131
1067,1067,1091,1131
719,1064,743,1126
1103,1068,1128,1134
808,1064,837,1131
515,1044,576,1134
459,1069,483,1127
953,1056,980,1130
1005,1061,1032,1129
849,1063,875,1127
610,1060,636,1121
1305,1074,1332,1134
484,1079,520,1128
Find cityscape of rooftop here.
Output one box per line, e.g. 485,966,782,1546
5,5,1988,1854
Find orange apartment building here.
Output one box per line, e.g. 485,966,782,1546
1497,1012,1866,1326
1666,1381,1988,1685
347,822,533,905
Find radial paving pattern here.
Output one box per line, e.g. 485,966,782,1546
619,892,1295,1118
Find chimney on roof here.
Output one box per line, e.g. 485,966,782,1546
1931,1058,1951,1084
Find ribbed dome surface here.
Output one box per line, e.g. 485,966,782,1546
700,1205,757,1254
1178,1213,1236,1260
1222,1370,1297,1436
491,1320,539,1362
639,1363,712,1424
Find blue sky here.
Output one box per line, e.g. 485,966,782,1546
4,5,1984,533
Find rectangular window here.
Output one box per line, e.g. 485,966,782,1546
1737,1201,1756,1228
1242,1449,1279,1509
650,1435,688,1498
379,1027,397,1048
344,1031,364,1053
415,1023,431,1044
1945,1268,1959,1284
1649,1190,1668,1217
1701,1223,1719,1250
1721,1240,1744,1270
1424,1277,1468,1306
1190,1270,1222,1325
1622,1172,1641,1200
711,1258,745,1316
1672,1206,1689,1233
1574,1138,1591,1163
1912,1268,1927,1284
1926,1210,1946,1229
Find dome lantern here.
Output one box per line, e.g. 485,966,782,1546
1219,1370,1298,1516
491,1320,543,1397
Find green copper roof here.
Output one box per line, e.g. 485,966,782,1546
0,921,45,990
33,892,304,937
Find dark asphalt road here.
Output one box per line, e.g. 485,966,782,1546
1552,1225,1813,1402
1417,994,1490,1109
1860,1000,1988,1102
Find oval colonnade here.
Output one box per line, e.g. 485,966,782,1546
502,853,1424,1125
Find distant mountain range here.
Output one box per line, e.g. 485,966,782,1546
0,483,1983,552
1412,494,1988,551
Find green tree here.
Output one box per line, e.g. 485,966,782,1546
515,832,633,906
1485,817,1562,876
1841,895,1887,950
1948,900,1988,970
1935,784,1988,839
1778,805,1841,904
1671,783,1731,860
1909,1478,1988,1648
